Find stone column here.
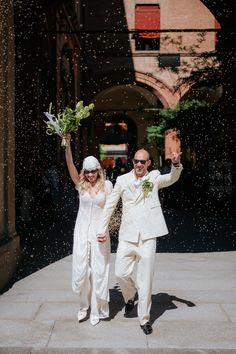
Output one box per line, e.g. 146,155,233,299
0,0,21,290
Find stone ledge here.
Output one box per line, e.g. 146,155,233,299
1,348,236,354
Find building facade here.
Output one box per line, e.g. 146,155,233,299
81,0,221,166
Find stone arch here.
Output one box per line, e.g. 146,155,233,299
134,71,189,108
93,84,160,110
90,83,163,164
90,68,190,109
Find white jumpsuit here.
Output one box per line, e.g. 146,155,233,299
72,180,113,323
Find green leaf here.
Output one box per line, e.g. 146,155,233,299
146,99,209,143
44,101,95,136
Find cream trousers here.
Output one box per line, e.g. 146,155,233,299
115,236,156,325
79,241,109,322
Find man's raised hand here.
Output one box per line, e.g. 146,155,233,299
171,151,182,166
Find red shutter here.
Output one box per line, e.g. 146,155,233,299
215,19,221,43
135,5,160,38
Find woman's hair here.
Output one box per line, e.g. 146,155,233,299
77,167,105,192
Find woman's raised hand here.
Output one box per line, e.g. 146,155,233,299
61,132,71,148
63,132,71,141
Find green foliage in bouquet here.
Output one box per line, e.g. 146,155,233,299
44,101,95,147
59,101,94,133
45,101,95,136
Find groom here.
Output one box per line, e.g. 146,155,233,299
97,149,182,334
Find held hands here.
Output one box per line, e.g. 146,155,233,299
171,151,182,166
97,233,107,243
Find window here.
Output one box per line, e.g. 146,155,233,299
134,4,160,51
159,54,180,68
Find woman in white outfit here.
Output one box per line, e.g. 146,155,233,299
64,134,113,326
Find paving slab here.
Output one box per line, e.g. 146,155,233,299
150,302,228,322
0,290,79,303
222,304,236,322
48,319,147,349
0,302,41,320
154,289,236,304
147,321,236,349
0,252,236,354
0,319,53,347
36,303,79,321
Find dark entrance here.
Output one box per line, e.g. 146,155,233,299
95,114,137,170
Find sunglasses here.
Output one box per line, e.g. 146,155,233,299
133,159,148,165
84,169,98,175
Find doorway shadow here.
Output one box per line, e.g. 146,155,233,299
108,288,195,323
149,292,196,325
108,283,125,320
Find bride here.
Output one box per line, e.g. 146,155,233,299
63,133,113,326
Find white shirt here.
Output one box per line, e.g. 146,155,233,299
132,170,148,188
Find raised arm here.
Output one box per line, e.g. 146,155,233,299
64,134,80,186
157,151,183,189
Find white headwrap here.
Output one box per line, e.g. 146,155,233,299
82,156,101,170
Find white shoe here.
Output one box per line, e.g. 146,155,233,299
77,310,87,322
99,314,109,320
90,317,99,326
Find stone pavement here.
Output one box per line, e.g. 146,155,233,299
0,252,236,353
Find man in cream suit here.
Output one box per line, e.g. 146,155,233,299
97,149,182,334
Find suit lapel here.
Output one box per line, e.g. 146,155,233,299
127,181,137,195
135,191,143,204
134,172,151,204
126,171,140,197
125,171,153,204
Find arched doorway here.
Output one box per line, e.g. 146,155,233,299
91,84,163,167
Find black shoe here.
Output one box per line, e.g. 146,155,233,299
140,322,153,335
124,299,135,317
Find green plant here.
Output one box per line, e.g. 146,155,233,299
146,99,209,143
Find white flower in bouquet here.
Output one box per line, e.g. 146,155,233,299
44,101,95,147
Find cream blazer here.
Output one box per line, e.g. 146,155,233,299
97,165,183,242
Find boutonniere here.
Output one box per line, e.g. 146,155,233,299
142,179,154,198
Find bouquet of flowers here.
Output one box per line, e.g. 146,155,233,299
44,101,95,147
